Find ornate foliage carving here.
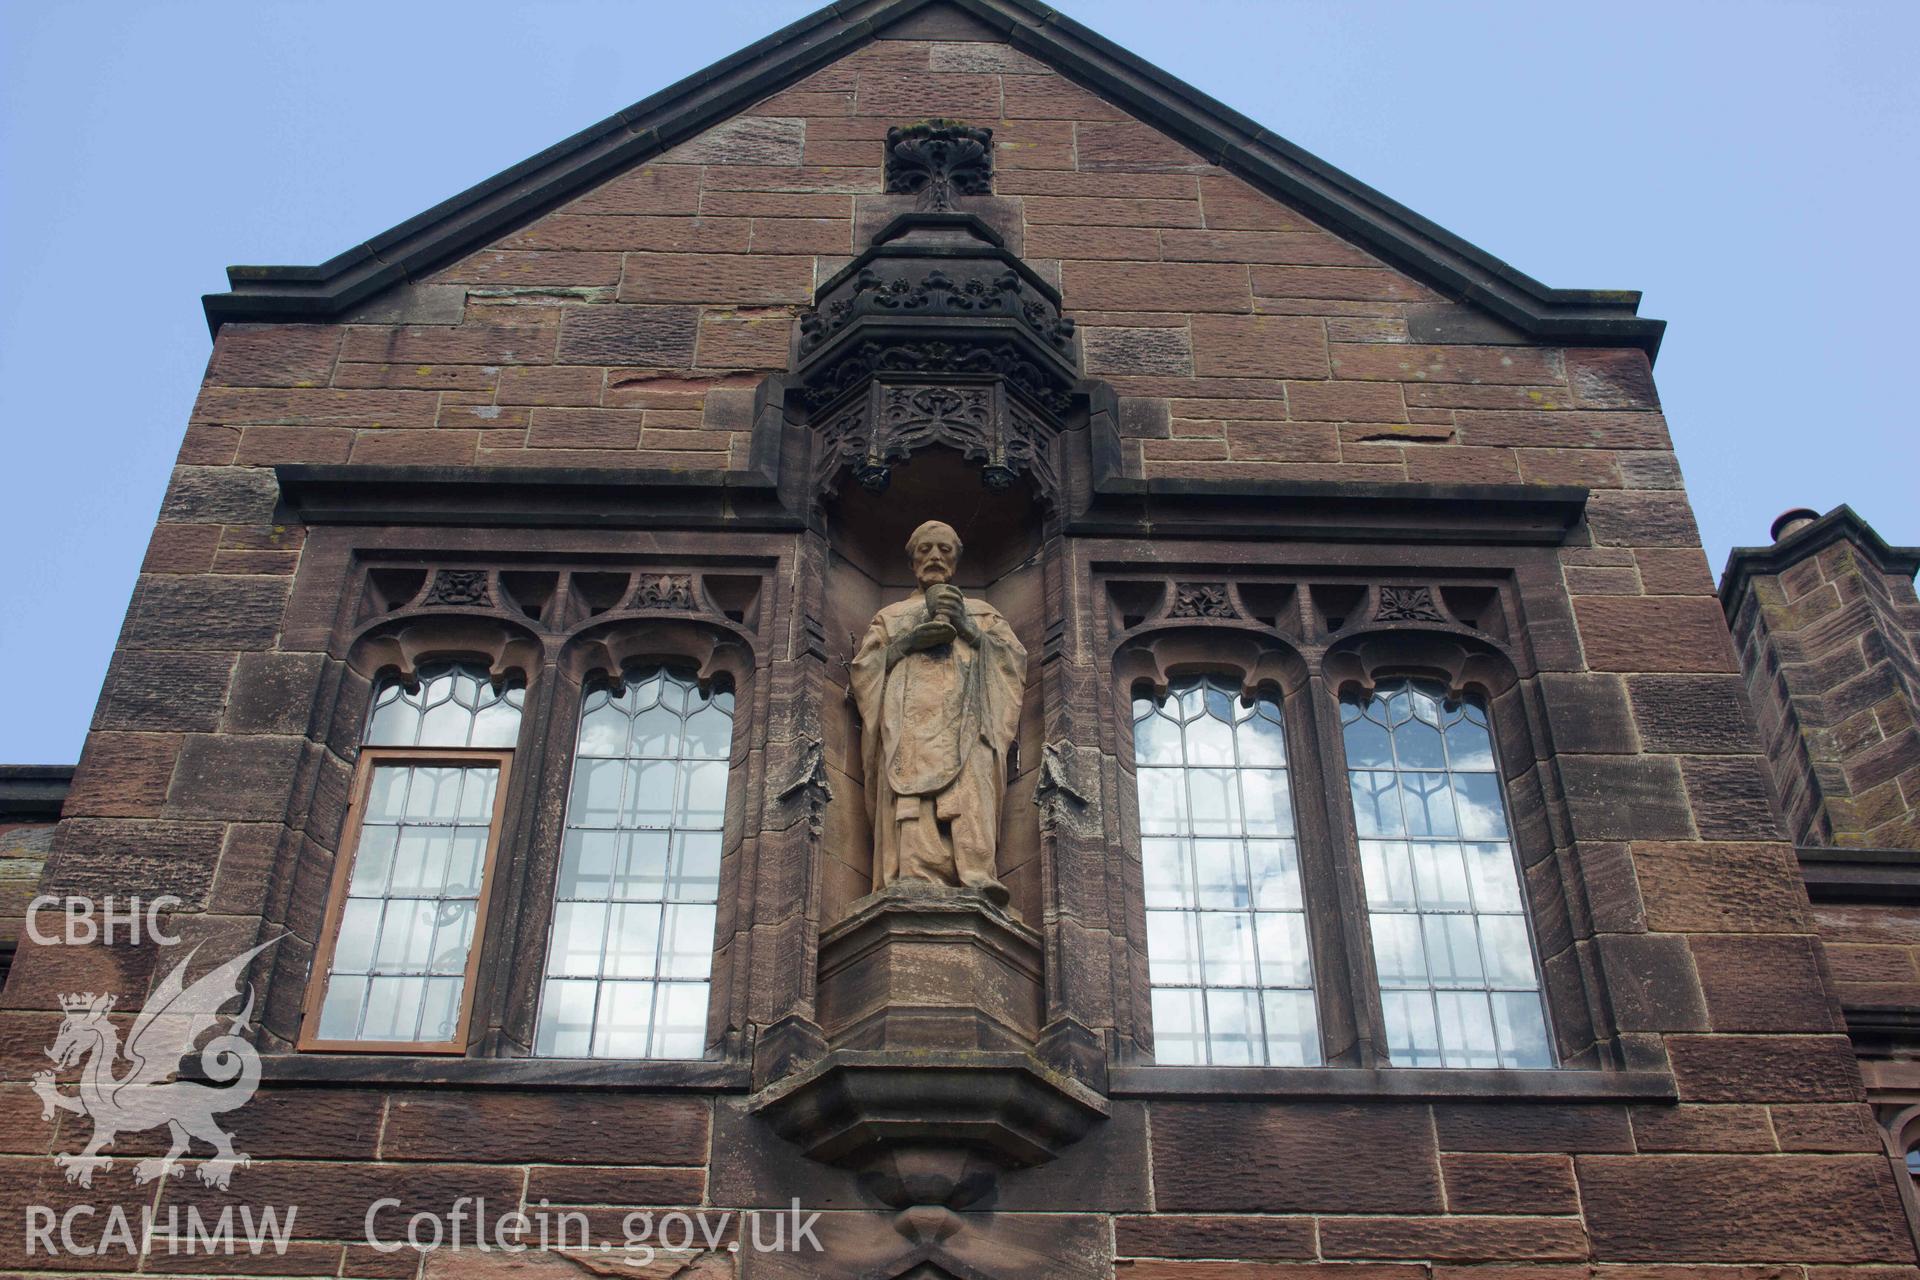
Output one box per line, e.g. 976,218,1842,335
1169,583,1235,619
627,573,696,611
799,338,1074,416
422,569,490,607
798,267,1073,357
1376,584,1445,623
812,381,1058,498
884,120,994,210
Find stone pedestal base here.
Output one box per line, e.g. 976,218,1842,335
751,882,1105,1215
816,882,1043,1053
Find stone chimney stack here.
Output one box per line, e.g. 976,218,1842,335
1721,506,1920,848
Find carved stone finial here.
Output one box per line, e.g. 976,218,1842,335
1034,740,1095,837
775,739,835,837
885,121,994,211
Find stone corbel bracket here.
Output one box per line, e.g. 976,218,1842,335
751,1049,1108,1209
749,886,1109,1228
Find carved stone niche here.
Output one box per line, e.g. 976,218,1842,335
751,203,1108,1233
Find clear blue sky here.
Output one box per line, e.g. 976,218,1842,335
3,1,1916,765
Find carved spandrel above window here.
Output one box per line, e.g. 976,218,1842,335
1109,578,1280,634
421,569,491,608
884,120,994,211
625,573,696,612
1102,575,1515,643
1170,583,1236,620
360,565,763,634
1352,583,1511,639
1375,584,1444,623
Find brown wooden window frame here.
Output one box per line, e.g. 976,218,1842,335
298,745,514,1055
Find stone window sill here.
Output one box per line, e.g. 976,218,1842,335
243,1054,752,1092
238,1056,1672,1102
1109,1064,1676,1102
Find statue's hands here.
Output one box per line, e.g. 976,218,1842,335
886,619,955,668
925,584,980,643
905,619,958,650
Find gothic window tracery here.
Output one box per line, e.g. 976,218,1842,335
1116,581,1568,1073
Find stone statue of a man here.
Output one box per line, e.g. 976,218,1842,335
850,520,1027,904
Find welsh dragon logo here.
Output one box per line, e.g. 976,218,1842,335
32,939,278,1190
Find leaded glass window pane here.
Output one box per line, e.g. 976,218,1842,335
324,784,513,1040
1133,676,1319,1066
1342,679,1552,1069
536,667,733,1059
365,662,526,748
315,662,522,1046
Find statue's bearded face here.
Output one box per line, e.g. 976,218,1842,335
908,525,961,586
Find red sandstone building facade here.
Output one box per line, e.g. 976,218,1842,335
7,1,1920,1274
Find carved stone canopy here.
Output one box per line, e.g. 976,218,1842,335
791,212,1081,501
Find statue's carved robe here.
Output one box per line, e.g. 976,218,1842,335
850,592,1026,898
